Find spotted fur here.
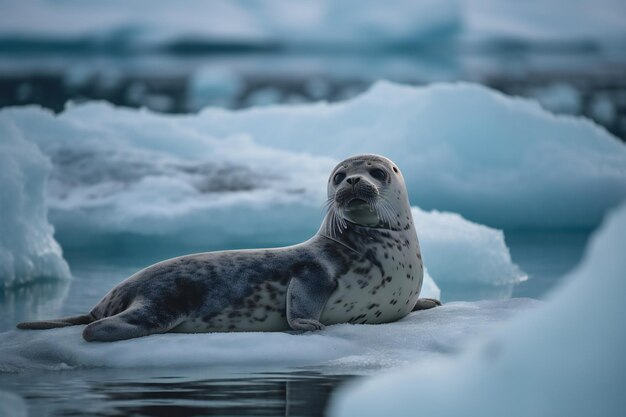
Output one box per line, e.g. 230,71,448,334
17,154,432,342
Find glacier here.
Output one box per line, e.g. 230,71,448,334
0,116,70,287
330,203,626,417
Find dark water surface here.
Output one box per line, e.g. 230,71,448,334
0,368,352,417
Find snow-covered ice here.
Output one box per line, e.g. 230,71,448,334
0,117,70,287
421,269,440,301
0,298,537,373
190,81,626,228
330,202,626,417
412,207,525,287
4,81,623,232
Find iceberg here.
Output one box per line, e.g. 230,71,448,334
191,81,626,229
0,117,70,287
0,0,459,49
412,207,525,287
330,203,626,417
3,82,624,235
0,298,537,373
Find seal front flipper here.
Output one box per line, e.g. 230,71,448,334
286,265,337,331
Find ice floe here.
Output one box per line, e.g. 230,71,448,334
0,298,537,373
412,207,525,287
190,81,626,228
330,202,626,417
0,116,70,287
4,81,623,232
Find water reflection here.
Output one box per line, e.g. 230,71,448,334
0,280,70,332
0,369,354,417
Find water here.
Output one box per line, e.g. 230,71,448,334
1,369,351,417
0,229,591,417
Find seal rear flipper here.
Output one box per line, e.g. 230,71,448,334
16,314,95,330
82,306,182,342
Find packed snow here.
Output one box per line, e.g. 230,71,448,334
5,81,623,232
0,117,70,287
0,298,537,373
330,203,626,417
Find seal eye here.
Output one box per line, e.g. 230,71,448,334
370,168,387,181
333,172,346,185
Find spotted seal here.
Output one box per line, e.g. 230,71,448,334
17,154,439,342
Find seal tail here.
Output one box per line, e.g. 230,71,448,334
16,313,95,330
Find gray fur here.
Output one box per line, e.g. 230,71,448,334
17,154,437,342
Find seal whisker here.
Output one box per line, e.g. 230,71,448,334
17,154,425,342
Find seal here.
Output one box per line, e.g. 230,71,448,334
17,154,440,342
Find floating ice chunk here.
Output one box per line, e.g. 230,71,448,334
413,207,525,287
0,117,70,287
0,299,537,373
191,81,626,228
421,268,440,301
5,81,625,232
330,203,626,417
1,104,334,248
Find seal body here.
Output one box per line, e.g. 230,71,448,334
17,154,431,342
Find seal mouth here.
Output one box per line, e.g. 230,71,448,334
346,198,373,212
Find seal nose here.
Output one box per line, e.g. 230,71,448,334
346,176,361,186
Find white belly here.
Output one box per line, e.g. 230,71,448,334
320,249,423,325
